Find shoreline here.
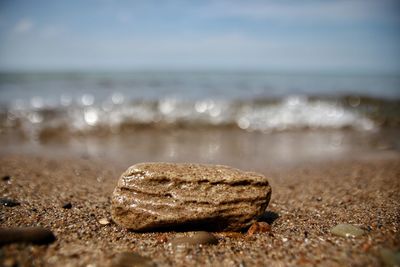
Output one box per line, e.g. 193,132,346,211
1,127,399,172
1,153,399,266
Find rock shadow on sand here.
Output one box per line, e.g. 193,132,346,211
258,211,279,225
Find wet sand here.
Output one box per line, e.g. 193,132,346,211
1,152,399,266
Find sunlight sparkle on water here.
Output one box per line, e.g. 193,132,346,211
31,97,44,109
111,93,124,105
84,108,99,126
81,94,94,106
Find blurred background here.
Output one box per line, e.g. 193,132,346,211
0,0,399,170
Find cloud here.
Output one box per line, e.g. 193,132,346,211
13,18,34,33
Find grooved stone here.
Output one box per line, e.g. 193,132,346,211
111,163,272,231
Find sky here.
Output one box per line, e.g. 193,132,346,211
0,0,399,73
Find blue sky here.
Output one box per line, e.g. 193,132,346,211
0,0,399,72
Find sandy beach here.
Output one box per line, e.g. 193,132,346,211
1,150,399,266
1,1,400,266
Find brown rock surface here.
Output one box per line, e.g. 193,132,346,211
111,163,272,231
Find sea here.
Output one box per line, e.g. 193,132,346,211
1,71,399,169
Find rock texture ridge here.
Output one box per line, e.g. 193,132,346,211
111,163,271,231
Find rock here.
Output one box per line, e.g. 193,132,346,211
330,224,365,238
169,231,218,248
361,240,372,252
156,234,168,244
0,227,56,245
99,218,110,225
110,252,156,267
247,221,271,236
0,198,20,207
62,202,72,209
2,175,11,181
111,163,271,231
379,248,400,267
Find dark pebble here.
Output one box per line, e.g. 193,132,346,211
170,231,218,248
2,175,11,181
0,227,56,245
0,198,20,207
62,202,72,209
111,252,156,267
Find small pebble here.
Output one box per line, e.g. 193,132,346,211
0,227,56,245
110,252,156,267
247,222,271,236
361,240,372,252
330,223,365,238
379,248,400,267
62,202,72,209
0,198,20,207
156,234,168,243
2,175,11,181
99,218,110,225
169,231,218,248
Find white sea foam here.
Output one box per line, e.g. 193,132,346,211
1,95,377,136
235,96,375,131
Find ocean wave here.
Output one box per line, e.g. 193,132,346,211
2,95,392,139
